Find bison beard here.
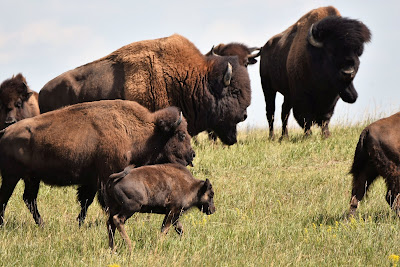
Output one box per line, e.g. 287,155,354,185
0,100,195,226
259,6,371,139
39,34,251,145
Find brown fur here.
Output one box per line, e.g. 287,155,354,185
349,112,400,216
39,34,251,145
106,163,215,252
0,74,40,129
0,100,195,226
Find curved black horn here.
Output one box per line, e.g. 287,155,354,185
210,46,218,56
308,24,323,48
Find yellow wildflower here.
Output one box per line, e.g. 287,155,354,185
389,254,400,263
108,264,121,267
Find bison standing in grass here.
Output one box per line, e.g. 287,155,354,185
39,34,251,146
0,73,40,129
259,6,371,139
349,112,400,216
0,100,195,226
106,163,215,252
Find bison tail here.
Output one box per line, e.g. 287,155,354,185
350,128,370,177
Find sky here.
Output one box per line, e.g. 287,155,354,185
0,0,399,131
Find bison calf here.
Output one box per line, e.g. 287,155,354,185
106,163,216,252
0,73,39,129
349,112,400,216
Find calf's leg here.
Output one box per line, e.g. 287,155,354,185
107,215,117,251
161,211,180,235
113,214,133,252
23,178,43,226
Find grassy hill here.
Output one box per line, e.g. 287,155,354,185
1,124,400,266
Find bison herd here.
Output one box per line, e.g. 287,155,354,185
0,6,397,251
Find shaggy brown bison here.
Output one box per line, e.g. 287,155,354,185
106,163,215,252
39,34,251,145
259,6,371,139
0,74,40,130
206,43,261,67
349,112,400,216
0,100,195,226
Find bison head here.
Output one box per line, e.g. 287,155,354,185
151,107,196,167
207,57,251,145
197,179,216,215
207,43,261,67
307,16,371,103
0,74,35,129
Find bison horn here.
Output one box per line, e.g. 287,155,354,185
308,24,323,48
248,47,261,53
210,46,219,57
174,111,183,127
224,62,233,86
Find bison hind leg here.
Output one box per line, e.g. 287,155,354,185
23,179,43,226
113,213,133,252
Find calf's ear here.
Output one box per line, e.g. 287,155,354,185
156,108,182,133
200,179,212,194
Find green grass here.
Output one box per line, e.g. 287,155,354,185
1,123,400,266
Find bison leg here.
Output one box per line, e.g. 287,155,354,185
173,220,184,236
263,88,276,139
349,164,378,216
76,184,97,226
280,98,292,140
23,179,43,226
161,211,180,235
107,215,117,251
113,214,133,252
0,175,20,226
321,120,331,138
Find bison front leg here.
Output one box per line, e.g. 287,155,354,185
280,98,292,140
173,220,184,236
321,120,331,138
23,179,43,226
0,175,20,226
76,184,97,226
161,210,180,235
263,88,276,140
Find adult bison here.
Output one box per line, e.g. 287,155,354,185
349,112,400,217
39,34,251,145
0,73,40,130
0,100,195,226
206,43,261,67
259,6,371,139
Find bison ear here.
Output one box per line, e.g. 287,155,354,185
223,62,233,86
156,111,182,133
308,24,323,48
23,91,33,101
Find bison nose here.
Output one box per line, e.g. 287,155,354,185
192,151,196,159
243,112,248,121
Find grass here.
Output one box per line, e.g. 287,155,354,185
1,122,400,266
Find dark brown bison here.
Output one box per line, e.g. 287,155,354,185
39,34,251,145
0,100,195,226
206,43,261,67
259,6,371,139
349,112,400,216
106,163,215,252
0,73,40,129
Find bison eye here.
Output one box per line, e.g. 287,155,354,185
178,132,186,141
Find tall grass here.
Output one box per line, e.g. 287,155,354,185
1,123,400,266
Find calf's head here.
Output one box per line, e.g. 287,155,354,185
307,16,371,103
207,57,251,145
197,179,216,215
207,43,261,67
0,74,35,129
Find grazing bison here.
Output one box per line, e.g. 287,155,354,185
0,73,40,130
349,112,400,216
39,34,251,145
206,43,261,67
106,163,215,252
259,6,371,139
0,100,195,226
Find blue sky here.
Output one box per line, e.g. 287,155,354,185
0,0,398,130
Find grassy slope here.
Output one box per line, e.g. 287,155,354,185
1,124,400,266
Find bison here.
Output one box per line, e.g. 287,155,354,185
0,100,195,226
349,112,400,217
259,6,371,139
106,163,215,252
39,34,251,146
0,73,40,130
206,43,261,67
